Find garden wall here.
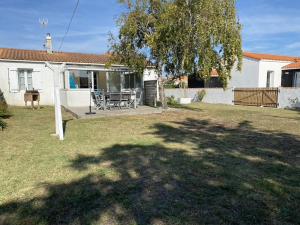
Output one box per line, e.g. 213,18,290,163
278,88,300,109
165,88,234,105
165,87,300,109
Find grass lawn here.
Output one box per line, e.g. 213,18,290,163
0,104,299,225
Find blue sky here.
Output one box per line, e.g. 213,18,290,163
0,0,300,56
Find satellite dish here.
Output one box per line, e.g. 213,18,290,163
39,18,48,29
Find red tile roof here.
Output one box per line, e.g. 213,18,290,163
211,69,219,77
0,48,111,65
243,52,300,62
282,62,300,70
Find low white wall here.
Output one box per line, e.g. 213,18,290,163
165,88,234,105
166,88,300,109
60,89,93,107
278,88,300,109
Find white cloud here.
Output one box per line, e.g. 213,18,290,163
241,15,300,37
286,42,300,49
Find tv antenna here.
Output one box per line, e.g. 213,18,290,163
39,18,48,29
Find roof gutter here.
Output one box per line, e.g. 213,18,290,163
0,58,126,67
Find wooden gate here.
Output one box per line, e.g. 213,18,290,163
233,88,279,108
144,80,158,106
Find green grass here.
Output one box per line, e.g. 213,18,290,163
0,104,299,225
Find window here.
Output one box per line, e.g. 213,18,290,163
27,71,33,90
266,71,274,88
18,69,33,91
108,71,121,92
124,73,142,89
95,71,107,91
69,70,91,89
18,70,25,90
294,72,300,87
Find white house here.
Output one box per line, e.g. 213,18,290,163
188,52,300,88
0,35,158,107
229,52,300,88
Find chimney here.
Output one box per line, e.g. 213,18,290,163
44,33,53,54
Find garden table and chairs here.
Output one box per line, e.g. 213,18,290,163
92,90,138,110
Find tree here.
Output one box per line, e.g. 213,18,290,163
109,0,242,107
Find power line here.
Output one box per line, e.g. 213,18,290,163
58,0,80,51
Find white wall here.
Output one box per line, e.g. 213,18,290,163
228,58,292,88
0,60,58,106
278,87,300,109
143,68,158,81
258,60,290,88
165,88,234,105
229,57,260,88
60,89,92,107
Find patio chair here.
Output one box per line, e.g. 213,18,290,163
121,91,131,108
92,91,106,110
107,92,122,110
135,89,143,107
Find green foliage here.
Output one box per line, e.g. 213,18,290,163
166,95,179,106
0,89,8,130
110,0,243,88
164,80,178,89
0,88,7,112
197,90,206,102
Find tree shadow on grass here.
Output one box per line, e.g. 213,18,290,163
0,119,299,225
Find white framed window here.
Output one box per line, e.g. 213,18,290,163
18,69,33,91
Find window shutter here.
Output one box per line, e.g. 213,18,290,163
32,70,43,92
8,68,19,93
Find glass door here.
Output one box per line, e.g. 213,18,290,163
294,72,300,87
108,71,121,92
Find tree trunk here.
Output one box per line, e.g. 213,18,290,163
158,76,167,109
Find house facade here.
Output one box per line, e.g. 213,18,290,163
229,52,300,88
189,52,300,88
0,47,158,107
281,62,300,87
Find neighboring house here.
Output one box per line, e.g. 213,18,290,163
230,52,300,88
189,52,300,88
282,61,300,87
189,69,223,88
0,35,158,107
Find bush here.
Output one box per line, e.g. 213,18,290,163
0,89,8,130
166,95,179,106
197,90,206,102
164,79,178,89
0,89,7,111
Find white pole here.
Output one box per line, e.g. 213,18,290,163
46,62,64,141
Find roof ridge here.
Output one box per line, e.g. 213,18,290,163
0,47,112,64
0,47,108,57
243,51,300,61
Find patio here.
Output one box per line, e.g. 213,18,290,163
63,105,163,119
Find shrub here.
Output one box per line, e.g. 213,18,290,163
0,89,8,130
166,95,179,106
164,81,177,89
0,89,7,111
197,90,206,102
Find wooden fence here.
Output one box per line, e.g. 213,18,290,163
233,88,279,108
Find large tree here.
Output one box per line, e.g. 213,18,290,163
109,0,242,107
